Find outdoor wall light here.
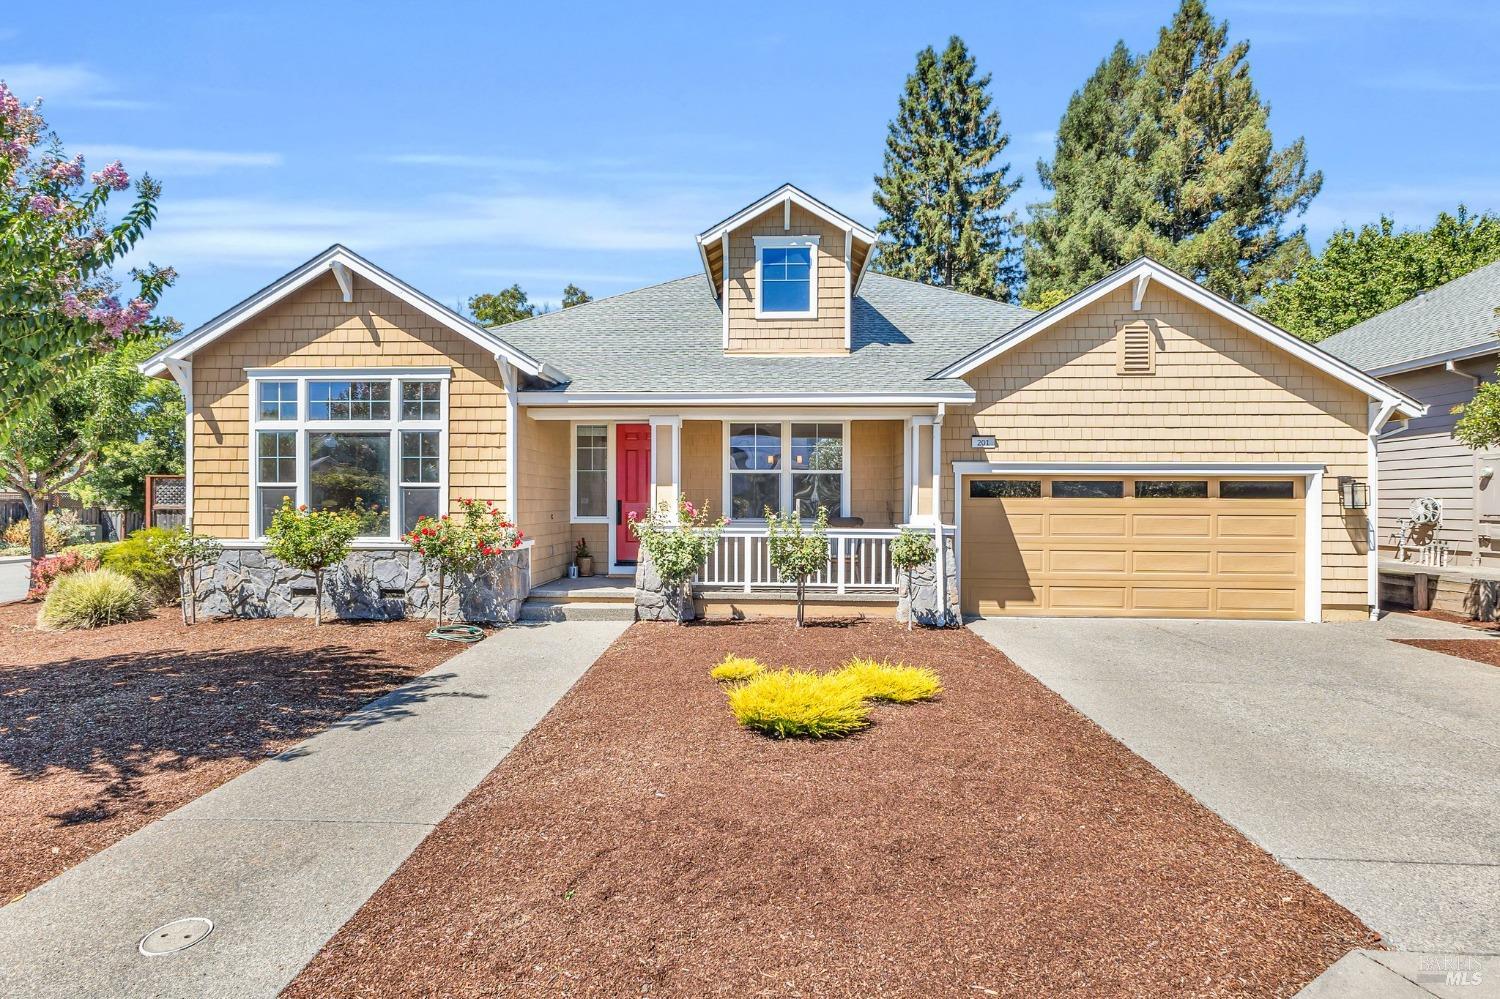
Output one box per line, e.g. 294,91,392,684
1338,476,1369,510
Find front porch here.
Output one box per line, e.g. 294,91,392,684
516,407,955,589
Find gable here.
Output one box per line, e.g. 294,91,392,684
963,280,1371,432
935,258,1424,420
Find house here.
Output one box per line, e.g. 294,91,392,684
1322,259,1500,569
140,184,1423,623
1320,260,1500,616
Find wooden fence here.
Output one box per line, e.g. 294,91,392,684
145,475,187,530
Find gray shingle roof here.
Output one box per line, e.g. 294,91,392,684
497,272,1035,397
1320,258,1500,372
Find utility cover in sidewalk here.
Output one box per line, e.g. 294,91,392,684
138,917,213,956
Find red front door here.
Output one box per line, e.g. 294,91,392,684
616,423,650,563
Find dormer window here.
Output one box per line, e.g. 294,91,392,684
754,235,819,318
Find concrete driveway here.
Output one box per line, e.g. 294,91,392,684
969,614,1500,961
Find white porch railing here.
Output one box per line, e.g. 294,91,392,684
694,526,952,595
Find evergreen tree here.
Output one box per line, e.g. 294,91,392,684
1260,208,1500,342
873,36,1022,300
1128,0,1321,303
1023,0,1320,305
468,284,536,325
1023,42,1143,304
561,283,592,308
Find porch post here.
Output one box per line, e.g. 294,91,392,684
907,416,937,524
649,415,682,520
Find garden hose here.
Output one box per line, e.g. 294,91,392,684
427,623,485,643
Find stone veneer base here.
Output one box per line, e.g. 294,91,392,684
194,547,530,624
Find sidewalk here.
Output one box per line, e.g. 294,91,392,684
0,618,629,999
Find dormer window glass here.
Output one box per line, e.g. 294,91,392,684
754,235,819,319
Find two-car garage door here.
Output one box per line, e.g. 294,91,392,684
960,475,1305,620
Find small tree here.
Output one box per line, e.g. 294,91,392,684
151,527,222,625
264,501,360,625
890,527,937,631
629,497,727,624
403,498,522,627
765,505,830,628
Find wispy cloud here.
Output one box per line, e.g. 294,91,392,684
138,189,727,266
380,152,557,171
1303,180,1500,237
1364,70,1500,94
0,62,155,110
74,144,283,175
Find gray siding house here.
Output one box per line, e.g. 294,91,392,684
1322,260,1500,569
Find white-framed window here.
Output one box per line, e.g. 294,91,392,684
753,235,820,319
724,420,848,520
572,424,609,521
247,368,449,541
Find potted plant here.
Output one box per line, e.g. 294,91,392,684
575,536,594,577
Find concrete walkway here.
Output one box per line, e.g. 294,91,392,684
0,618,629,999
969,614,1500,997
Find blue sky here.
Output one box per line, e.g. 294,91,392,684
5,0,1499,329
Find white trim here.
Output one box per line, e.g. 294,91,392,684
950,461,1326,476
245,369,448,543
932,257,1426,417
1366,340,1500,378
139,245,550,380
516,391,976,406
245,366,451,380
1131,271,1150,311
951,460,1327,623
753,234,820,320
499,362,518,523
1368,401,1382,619
696,183,877,247
524,406,934,422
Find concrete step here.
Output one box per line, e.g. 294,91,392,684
519,599,636,622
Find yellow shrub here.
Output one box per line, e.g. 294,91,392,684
838,657,943,703
710,654,765,683
726,669,871,739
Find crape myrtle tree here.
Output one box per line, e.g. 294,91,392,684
873,36,1023,301
1,82,174,431
1023,0,1322,306
0,81,174,561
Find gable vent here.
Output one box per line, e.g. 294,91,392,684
1116,321,1154,375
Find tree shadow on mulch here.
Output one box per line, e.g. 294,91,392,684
0,644,464,827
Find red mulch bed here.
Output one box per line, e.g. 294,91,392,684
287,619,1375,999
0,603,470,903
1393,637,1500,667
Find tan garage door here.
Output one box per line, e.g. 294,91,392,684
961,475,1304,620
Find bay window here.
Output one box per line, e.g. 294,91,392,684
248,369,448,540
726,421,847,520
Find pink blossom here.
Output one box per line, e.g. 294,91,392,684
60,293,85,319
27,194,58,218
44,155,84,184
90,160,129,191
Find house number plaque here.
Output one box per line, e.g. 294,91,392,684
970,435,997,449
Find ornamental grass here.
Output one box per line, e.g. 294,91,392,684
837,657,943,703
709,654,765,684
38,568,152,630
725,669,871,739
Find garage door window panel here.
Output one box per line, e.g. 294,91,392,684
1220,480,1296,500
1052,480,1124,499
970,480,1041,499
1135,480,1209,499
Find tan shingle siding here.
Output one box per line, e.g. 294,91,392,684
190,272,508,537
944,282,1372,620
725,203,848,355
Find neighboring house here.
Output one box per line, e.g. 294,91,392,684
141,184,1422,623
1322,259,1500,567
